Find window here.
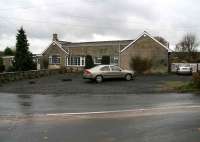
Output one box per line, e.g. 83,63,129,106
49,55,61,65
110,56,119,65
110,66,121,71
66,56,85,66
94,57,102,64
100,66,110,71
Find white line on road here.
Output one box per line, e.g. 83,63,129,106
1,105,200,120
46,105,200,117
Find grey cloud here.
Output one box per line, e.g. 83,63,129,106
0,0,200,53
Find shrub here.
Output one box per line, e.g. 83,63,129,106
101,56,110,65
85,55,94,69
192,72,200,87
6,66,15,72
4,47,14,56
0,57,5,73
43,58,49,69
0,65,5,73
129,56,152,73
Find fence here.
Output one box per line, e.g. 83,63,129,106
0,68,81,84
171,63,200,73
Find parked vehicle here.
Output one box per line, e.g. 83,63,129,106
83,65,135,83
176,66,192,75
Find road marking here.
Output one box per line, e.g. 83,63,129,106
46,105,200,117
1,105,200,119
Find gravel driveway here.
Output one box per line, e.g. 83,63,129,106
0,73,192,94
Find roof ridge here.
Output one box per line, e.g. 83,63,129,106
59,39,133,45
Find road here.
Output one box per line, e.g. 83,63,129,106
0,93,199,142
0,106,200,142
0,93,200,115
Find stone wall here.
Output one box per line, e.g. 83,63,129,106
0,68,81,84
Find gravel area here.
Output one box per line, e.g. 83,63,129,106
0,73,192,94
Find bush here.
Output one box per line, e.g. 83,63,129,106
43,58,49,69
101,56,110,65
129,56,152,73
6,66,15,72
85,55,94,69
0,57,4,73
192,72,200,87
4,47,14,56
0,65,5,73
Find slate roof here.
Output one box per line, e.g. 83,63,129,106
58,40,133,52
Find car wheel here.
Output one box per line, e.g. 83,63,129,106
95,75,103,83
125,74,132,81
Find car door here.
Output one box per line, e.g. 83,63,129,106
100,66,111,79
110,66,123,78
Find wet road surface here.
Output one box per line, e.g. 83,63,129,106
0,92,199,141
0,93,200,115
0,107,200,142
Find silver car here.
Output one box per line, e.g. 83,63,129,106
83,65,135,83
176,66,192,75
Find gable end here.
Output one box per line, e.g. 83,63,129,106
120,32,170,53
42,41,68,55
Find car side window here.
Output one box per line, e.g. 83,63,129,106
100,66,110,71
110,66,121,71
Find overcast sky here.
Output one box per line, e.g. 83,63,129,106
0,0,199,54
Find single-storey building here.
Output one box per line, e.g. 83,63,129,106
41,31,170,73
2,56,14,71
1,54,41,71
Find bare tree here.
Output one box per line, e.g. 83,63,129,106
175,33,199,62
155,36,169,47
176,33,198,52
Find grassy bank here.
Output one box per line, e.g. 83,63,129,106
163,81,200,93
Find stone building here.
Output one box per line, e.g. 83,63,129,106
41,31,170,72
2,56,14,71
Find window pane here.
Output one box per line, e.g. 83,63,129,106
110,56,119,65
94,57,102,64
52,55,61,64
49,57,52,64
111,66,121,71
100,66,110,71
67,56,83,66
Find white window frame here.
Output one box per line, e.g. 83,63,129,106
110,56,119,65
49,55,61,65
94,57,102,65
66,56,85,67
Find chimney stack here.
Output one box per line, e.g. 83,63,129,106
53,33,58,41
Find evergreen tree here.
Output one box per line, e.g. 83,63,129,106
101,56,110,65
85,55,94,69
0,57,5,72
14,27,36,71
4,47,14,56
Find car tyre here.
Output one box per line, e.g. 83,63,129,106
125,74,132,81
95,75,103,83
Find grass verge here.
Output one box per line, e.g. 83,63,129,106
162,81,200,93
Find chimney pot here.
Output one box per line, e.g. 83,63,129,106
53,33,58,41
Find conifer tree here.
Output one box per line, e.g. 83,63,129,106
14,27,36,71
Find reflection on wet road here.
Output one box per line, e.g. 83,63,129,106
0,93,200,116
